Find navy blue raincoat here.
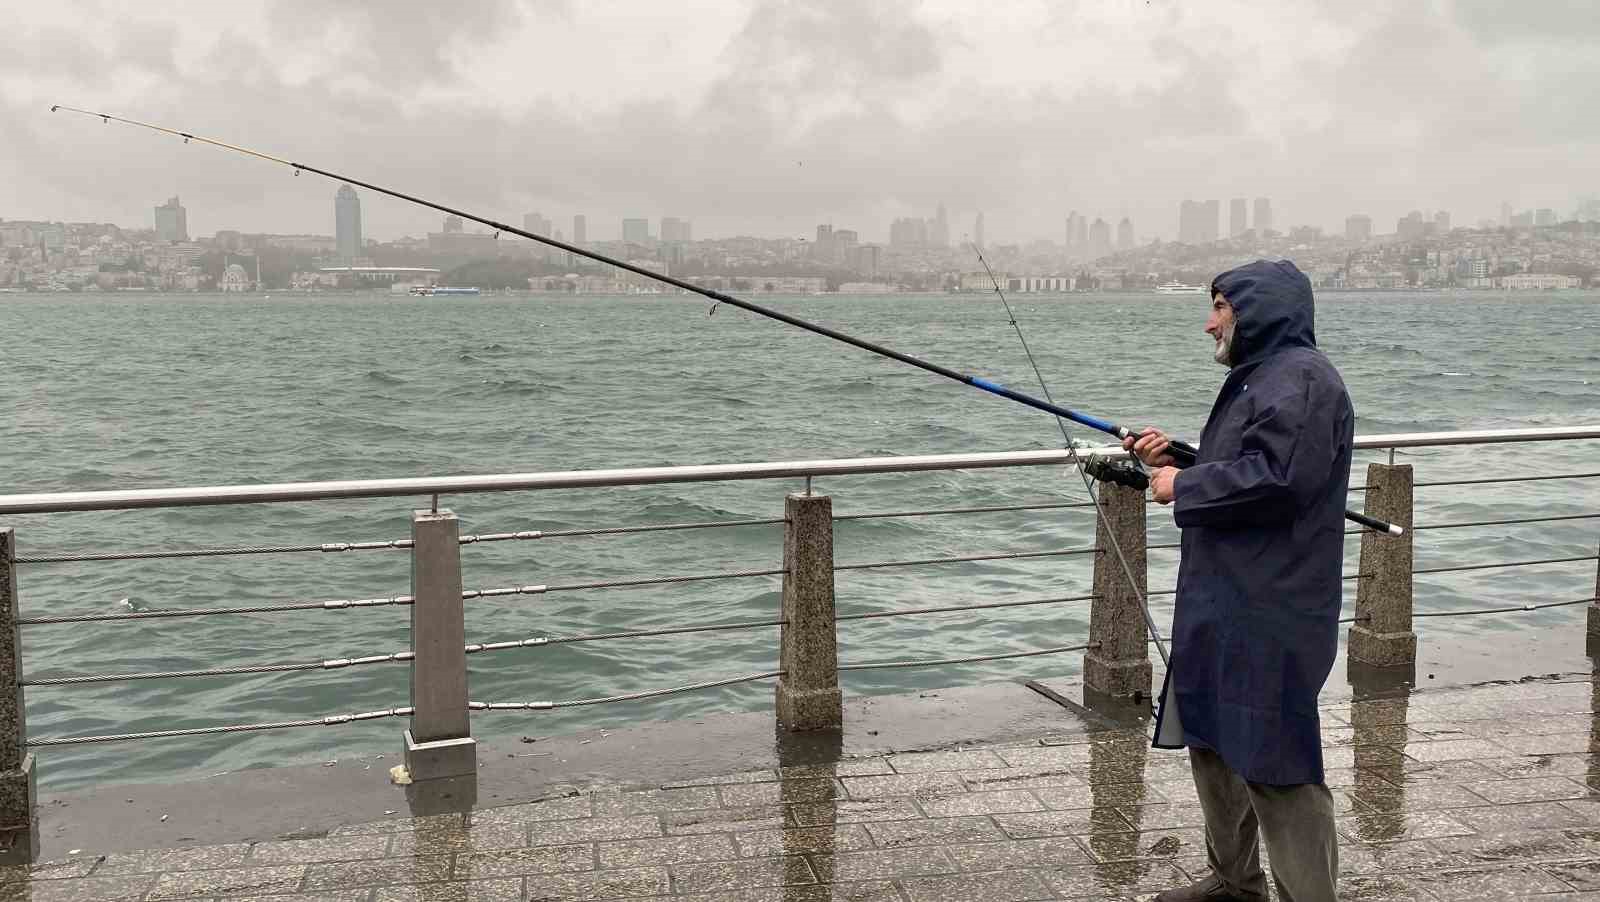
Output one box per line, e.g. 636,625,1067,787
1151,259,1354,786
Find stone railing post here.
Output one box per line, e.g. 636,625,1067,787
1348,463,1416,666
0,528,38,864
1083,482,1151,700
404,509,476,780
1587,538,1599,653
776,492,842,730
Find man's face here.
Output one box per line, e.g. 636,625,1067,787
1206,293,1236,366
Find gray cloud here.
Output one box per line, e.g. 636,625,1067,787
2,0,1594,241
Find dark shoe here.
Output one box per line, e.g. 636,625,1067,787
1153,874,1267,902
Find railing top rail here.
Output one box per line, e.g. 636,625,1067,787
1,425,1596,515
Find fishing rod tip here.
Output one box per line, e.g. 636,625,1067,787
49,104,59,112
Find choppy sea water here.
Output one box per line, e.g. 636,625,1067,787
2,289,1598,791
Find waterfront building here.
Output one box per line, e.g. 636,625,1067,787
1501,272,1579,289
220,263,251,292
853,244,882,276
833,229,858,260
335,185,362,263
1346,214,1373,242
154,196,188,242
1253,197,1273,234
622,218,651,244
1230,197,1248,236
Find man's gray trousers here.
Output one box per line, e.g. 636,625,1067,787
1188,746,1339,902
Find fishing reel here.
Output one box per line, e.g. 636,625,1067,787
1083,453,1149,491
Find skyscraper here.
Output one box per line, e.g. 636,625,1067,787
523,212,552,235
573,215,587,245
1088,218,1112,259
1116,217,1135,251
931,204,950,248
1252,197,1273,234
622,218,651,243
335,185,362,262
660,217,691,242
1229,198,1248,236
1202,200,1221,243
1432,211,1451,233
1072,214,1087,252
154,196,188,242
1345,214,1372,242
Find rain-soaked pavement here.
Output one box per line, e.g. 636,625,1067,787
5,664,1600,901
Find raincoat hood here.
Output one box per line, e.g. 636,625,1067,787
1210,259,1316,368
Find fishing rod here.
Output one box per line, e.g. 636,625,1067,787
50,105,1397,536
972,245,1172,667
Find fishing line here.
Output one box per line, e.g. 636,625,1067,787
49,104,1398,539
972,246,1171,666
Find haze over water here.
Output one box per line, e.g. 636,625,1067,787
2,289,1598,790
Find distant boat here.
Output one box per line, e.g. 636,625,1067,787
1154,281,1208,294
410,286,481,296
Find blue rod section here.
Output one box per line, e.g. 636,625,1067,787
969,377,1120,436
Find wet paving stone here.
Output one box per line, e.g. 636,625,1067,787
992,806,1131,840
246,834,392,865
841,772,967,800
717,778,840,807
808,847,955,882
595,833,737,869
149,864,306,899
944,837,1095,871
522,865,670,900
732,823,874,858
899,868,1054,902
669,855,815,893
372,878,522,902
527,814,662,845
1410,862,1578,897
1040,859,1190,897
866,815,1007,849
1465,776,1592,804
18,674,1600,901
301,855,451,891
453,843,595,879
591,786,722,816
660,806,789,836
917,789,1044,818
96,844,251,875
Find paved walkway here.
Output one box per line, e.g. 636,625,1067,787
4,674,1599,901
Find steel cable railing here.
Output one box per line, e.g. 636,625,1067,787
836,593,1097,622
834,545,1097,572
26,707,415,746
22,651,415,687
472,670,785,710
838,643,1096,671
16,593,416,626
833,500,1095,521
1413,554,1599,576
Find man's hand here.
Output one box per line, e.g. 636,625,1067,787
1149,466,1178,504
1122,427,1176,467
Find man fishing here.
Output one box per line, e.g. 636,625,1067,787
1124,259,1353,902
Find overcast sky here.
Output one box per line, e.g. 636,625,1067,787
2,0,1595,244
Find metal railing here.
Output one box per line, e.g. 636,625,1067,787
0,425,1597,864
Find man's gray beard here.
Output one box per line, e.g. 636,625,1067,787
1213,322,1235,367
